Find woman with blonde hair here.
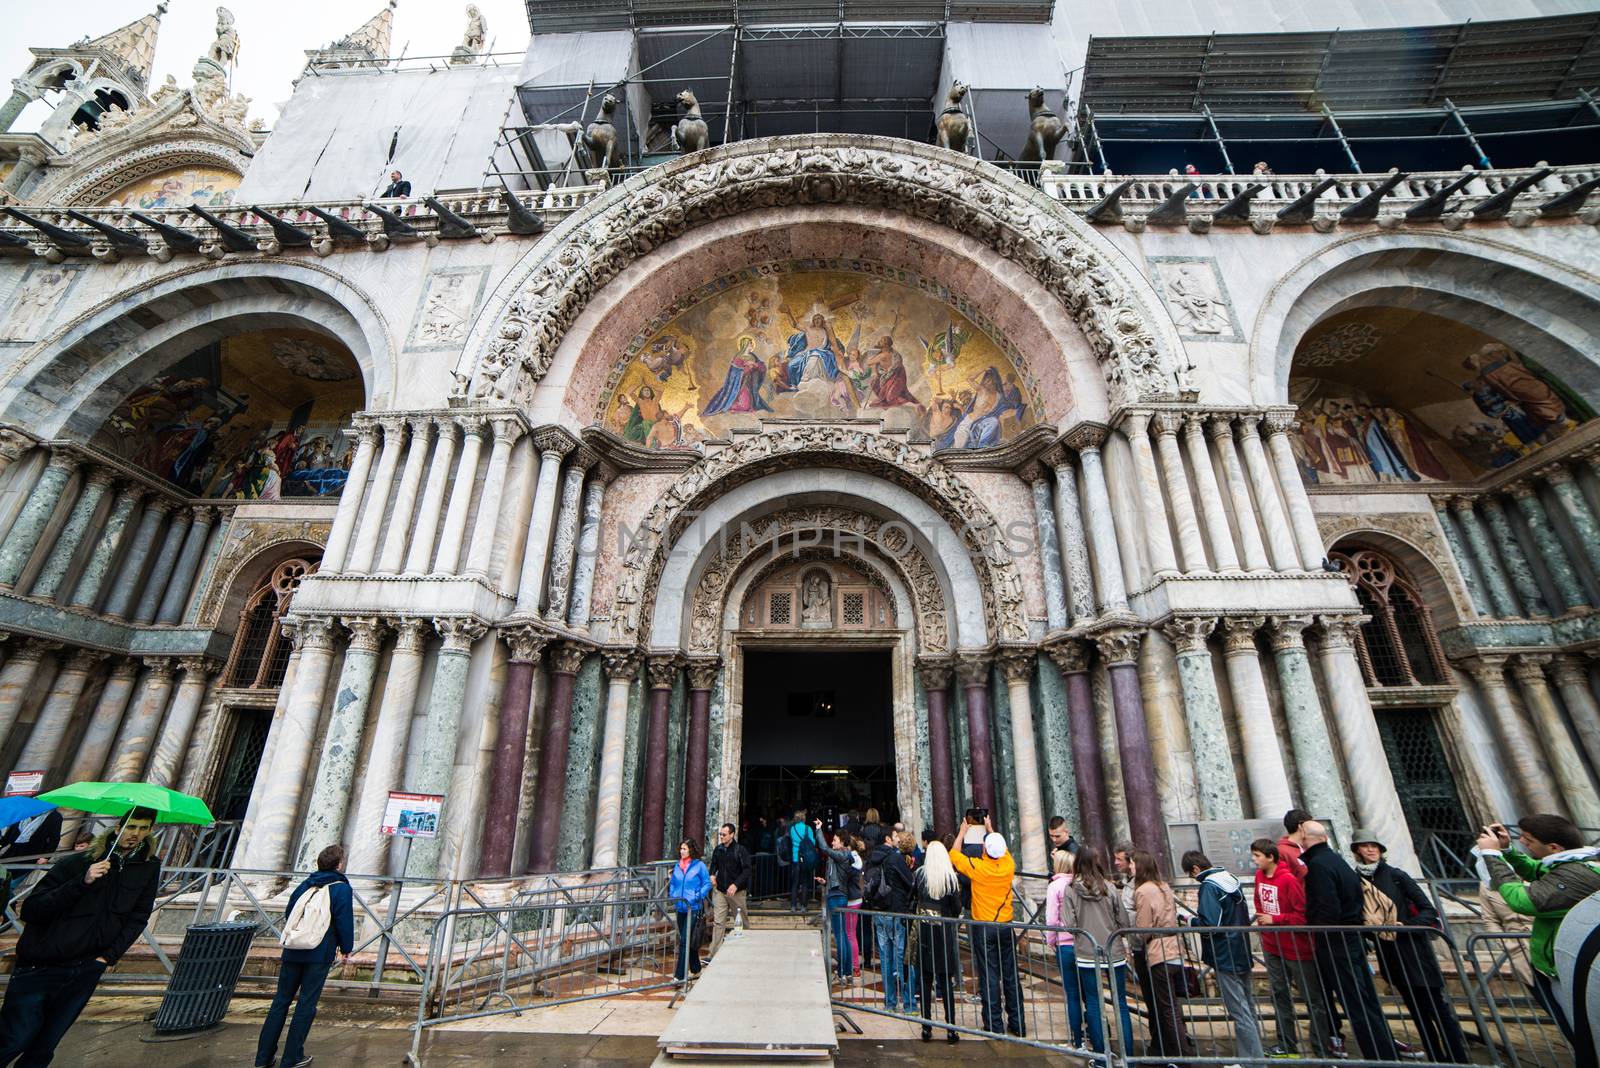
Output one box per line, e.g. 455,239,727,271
913,839,963,1043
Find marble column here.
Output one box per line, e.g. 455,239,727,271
132,509,193,624
529,643,585,872
0,450,75,590
346,418,408,575
683,659,718,846
1098,631,1166,863
480,626,546,876
345,619,430,874
1237,417,1300,572
243,619,338,871
320,423,380,573
998,651,1048,875
377,417,434,573
1023,465,1069,630
432,418,485,575
156,506,219,624
1184,415,1240,573
957,655,997,817
1044,448,1096,625
409,617,487,877
105,658,178,783
1219,616,1294,817
102,498,171,619
1542,463,1600,579
144,657,216,787
1452,498,1520,618
1462,655,1558,813
514,432,574,615
1046,642,1109,848
1480,497,1547,617
1068,427,1130,612
293,618,386,868
1508,483,1589,612
1264,413,1327,570
1551,655,1600,774
1161,617,1243,820
1123,413,1179,577
1511,655,1600,826
639,657,679,863
918,660,957,837
1268,616,1354,844
15,649,102,777
1153,413,1208,574
31,468,113,600
238,640,302,857
463,417,523,579
0,641,50,748
1317,617,1417,872
1432,499,1489,616
1209,417,1271,572
67,484,142,610
545,449,596,622
0,87,37,134
64,658,140,784
590,651,640,870
567,468,612,630
405,420,458,575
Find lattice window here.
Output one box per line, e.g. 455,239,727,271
1390,587,1443,685
1354,585,1408,687
221,557,318,690
842,590,865,626
1374,707,1476,865
768,590,792,626
1332,547,1450,688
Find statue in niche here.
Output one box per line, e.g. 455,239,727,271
800,571,832,628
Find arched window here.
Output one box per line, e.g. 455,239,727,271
1331,548,1448,687
222,557,316,689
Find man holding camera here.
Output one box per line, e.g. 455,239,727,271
949,812,1025,1037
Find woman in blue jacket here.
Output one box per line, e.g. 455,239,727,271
669,837,712,983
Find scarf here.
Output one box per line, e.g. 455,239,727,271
13,812,49,844
1355,861,1379,877
1538,845,1600,870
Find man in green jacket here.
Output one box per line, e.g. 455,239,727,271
1475,813,1600,1055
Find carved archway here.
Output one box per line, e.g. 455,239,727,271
457,135,1183,413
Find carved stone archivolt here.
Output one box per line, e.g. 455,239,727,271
609,425,1029,648
1315,511,1474,618
196,519,330,628
458,135,1179,410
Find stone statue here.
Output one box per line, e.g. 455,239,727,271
800,571,831,627
675,90,709,154
209,7,241,67
463,5,488,52
1020,86,1066,163
575,94,620,174
936,82,970,154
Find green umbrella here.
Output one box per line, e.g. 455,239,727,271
37,781,214,825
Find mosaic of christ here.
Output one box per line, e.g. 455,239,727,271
599,268,1041,450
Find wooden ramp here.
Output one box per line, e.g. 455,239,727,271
654,929,837,1064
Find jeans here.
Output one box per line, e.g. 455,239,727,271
255,959,332,1068
973,923,1023,1035
788,859,813,910
1264,952,1334,1055
873,915,910,1010
1055,945,1085,1044
1214,969,1264,1060
0,959,106,1067
826,893,853,978
674,910,702,982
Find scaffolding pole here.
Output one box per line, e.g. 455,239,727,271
1444,98,1492,170
1202,104,1234,174
1320,104,1363,173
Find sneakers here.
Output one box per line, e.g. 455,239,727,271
290,1060,313,1068
1266,1046,1298,1059
1329,1037,1348,1059
1396,1042,1426,1061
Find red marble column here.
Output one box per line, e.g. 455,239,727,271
479,629,546,876
918,659,956,837
957,655,996,819
526,643,585,873
638,657,679,863
1047,640,1110,850
681,659,719,846
1098,630,1168,867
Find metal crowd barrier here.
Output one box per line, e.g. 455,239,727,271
1465,931,1570,1068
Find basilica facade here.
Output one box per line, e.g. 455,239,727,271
1,3,1598,885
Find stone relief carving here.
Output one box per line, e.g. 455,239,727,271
1146,256,1242,343
799,570,832,627
1,265,85,341
460,137,1176,411
406,266,491,352
613,424,1027,649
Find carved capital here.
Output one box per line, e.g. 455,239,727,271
1511,653,1553,685
504,624,546,663
177,655,219,680
532,427,576,458
351,421,382,449
1460,655,1511,688
7,640,51,664
685,657,720,691
1062,423,1108,452
1219,615,1265,654
488,415,525,444
568,445,599,472
1152,411,1185,437
1449,495,1479,514
393,617,432,653
433,417,463,444
1121,411,1152,437
1016,461,1047,486
1045,640,1090,675
82,466,116,491
64,648,110,672
377,415,409,442
1267,614,1314,652
1206,414,1237,442
143,656,178,680
1316,614,1366,651
603,650,640,682
1182,413,1210,439
1262,411,1298,437
646,656,680,690
106,657,141,680
191,504,220,526
1551,654,1591,687
295,616,340,651
1235,415,1263,442
996,648,1035,683
407,415,437,443
0,429,34,464
592,461,619,486
44,448,77,474
111,482,145,508
457,414,487,440
1040,444,1070,471
549,642,587,676
434,617,487,653
1505,480,1538,501
1094,628,1143,665
916,657,953,690
1536,462,1575,486
1161,616,1216,655
954,654,990,687
342,615,386,653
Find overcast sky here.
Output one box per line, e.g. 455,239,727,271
2,0,532,126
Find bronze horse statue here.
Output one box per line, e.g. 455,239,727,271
576,93,621,173
675,89,710,154
1020,86,1066,163
936,82,971,154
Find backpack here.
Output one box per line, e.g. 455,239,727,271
1359,876,1398,942
791,825,817,865
281,883,333,950
862,862,885,907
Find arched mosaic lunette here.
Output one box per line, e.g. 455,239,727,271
457,135,1182,412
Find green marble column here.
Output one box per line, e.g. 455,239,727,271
1509,482,1589,612
1269,616,1354,848
1543,464,1600,582
1032,657,1078,832
1479,497,1547,617
0,451,74,590
31,468,113,601
410,618,486,877
1450,497,1519,618
68,485,142,610
296,619,386,870
1432,500,1488,615
1161,617,1243,820
557,655,605,872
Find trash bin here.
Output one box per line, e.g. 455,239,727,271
151,921,259,1034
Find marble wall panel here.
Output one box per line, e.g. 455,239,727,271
556,655,604,872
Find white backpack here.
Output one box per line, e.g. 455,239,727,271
280,884,332,950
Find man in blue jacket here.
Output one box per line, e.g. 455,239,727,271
1183,850,1263,1061
255,844,354,1068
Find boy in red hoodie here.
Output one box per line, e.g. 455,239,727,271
1252,838,1333,1057
1276,808,1311,880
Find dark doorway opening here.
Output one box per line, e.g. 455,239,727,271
739,648,896,831
1373,706,1475,875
